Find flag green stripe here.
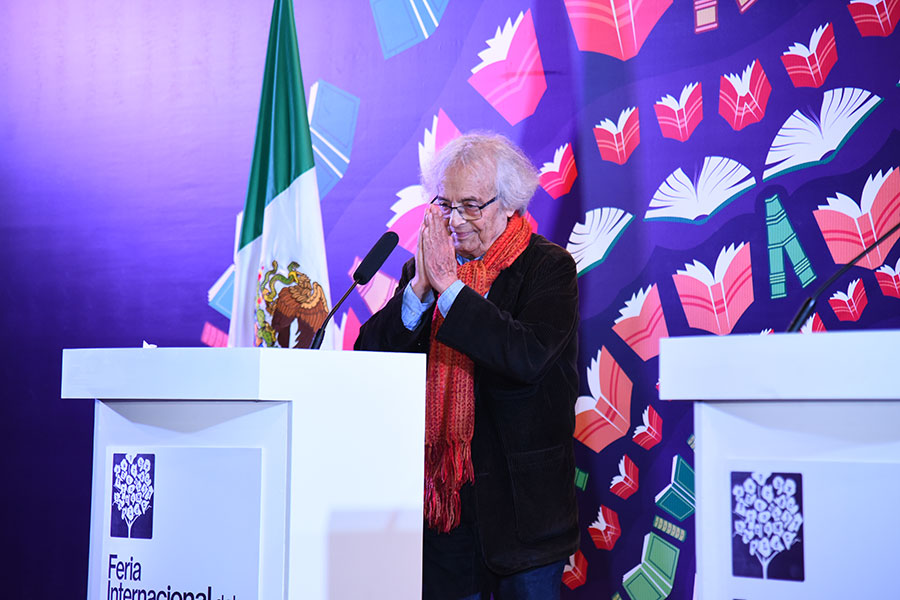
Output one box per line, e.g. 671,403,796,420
238,0,316,250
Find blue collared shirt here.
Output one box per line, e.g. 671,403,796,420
400,255,478,330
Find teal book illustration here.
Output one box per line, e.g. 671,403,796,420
308,80,360,200
208,264,235,320
622,532,680,600
655,455,695,521
370,0,449,59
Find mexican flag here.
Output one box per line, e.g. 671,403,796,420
228,0,334,349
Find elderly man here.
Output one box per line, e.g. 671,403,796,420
355,132,579,599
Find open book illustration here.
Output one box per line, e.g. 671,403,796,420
672,242,754,335
611,454,639,499
800,312,827,333
655,455,695,521
718,59,770,131
813,167,900,269
539,143,578,199
829,278,868,321
370,0,449,59
848,0,899,37
567,207,634,276
589,505,622,550
781,23,838,88
308,80,360,200
574,346,633,453
563,0,673,60
594,107,640,164
622,532,681,600
468,10,546,125
562,550,588,590
876,257,900,298
646,156,755,223
612,284,670,361
763,87,882,180
654,82,703,142
633,404,663,450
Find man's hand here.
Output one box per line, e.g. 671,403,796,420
409,219,432,301
422,205,458,294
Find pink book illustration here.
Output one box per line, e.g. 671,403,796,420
334,307,361,350
694,0,719,33
200,321,228,347
781,23,838,88
610,454,639,499
632,405,663,450
612,284,669,361
563,0,673,60
876,257,900,298
589,505,622,550
387,110,462,253
735,0,758,12
594,107,640,165
848,0,899,37
672,242,754,335
813,167,900,269
801,312,827,333
349,257,398,315
468,10,546,125
539,143,578,199
654,82,703,142
563,551,589,589
718,59,771,130
574,346,633,453
829,278,868,321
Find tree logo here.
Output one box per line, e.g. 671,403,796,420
110,453,155,539
731,471,804,581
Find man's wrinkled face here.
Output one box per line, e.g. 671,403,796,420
437,165,514,259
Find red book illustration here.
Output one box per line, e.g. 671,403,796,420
876,257,900,298
335,307,361,350
563,0,673,60
387,110,461,253
781,23,838,88
801,312,827,333
655,82,703,142
468,10,546,125
813,167,900,269
563,551,589,589
718,59,771,131
848,0,899,37
694,0,718,33
610,454,639,499
735,0,758,12
672,242,754,335
612,284,669,361
200,321,228,347
574,346,633,453
594,107,640,165
589,505,622,550
539,143,578,199
828,278,868,321
349,257,398,315
632,405,663,450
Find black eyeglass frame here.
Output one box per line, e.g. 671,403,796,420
430,196,499,220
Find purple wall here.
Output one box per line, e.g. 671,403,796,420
2,0,898,597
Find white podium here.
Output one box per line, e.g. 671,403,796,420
61,347,425,600
659,330,900,600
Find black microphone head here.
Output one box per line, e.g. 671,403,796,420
353,231,399,285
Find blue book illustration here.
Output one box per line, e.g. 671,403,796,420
370,0,449,59
655,454,695,521
308,80,360,200
208,264,235,320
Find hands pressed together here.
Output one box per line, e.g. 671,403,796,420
410,205,458,300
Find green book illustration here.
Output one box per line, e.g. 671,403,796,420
655,455,695,521
622,532,680,600
575,467,589,491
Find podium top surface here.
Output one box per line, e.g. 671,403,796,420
61,347,425,401
659,330,899,401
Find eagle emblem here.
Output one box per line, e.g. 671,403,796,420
255,260,329,349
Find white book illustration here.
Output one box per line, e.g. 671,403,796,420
566,207,633,275
646,156,755,223
596,106,637,135
763,87,882,180
657,82,700,111
471,11,525,74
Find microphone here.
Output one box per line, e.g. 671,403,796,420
786,218,900,332
309,231,400,349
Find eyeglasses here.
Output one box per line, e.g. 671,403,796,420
430,196,498,220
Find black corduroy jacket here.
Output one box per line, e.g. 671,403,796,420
354,234,580,574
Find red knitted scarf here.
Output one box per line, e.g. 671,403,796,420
424,214,532,532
